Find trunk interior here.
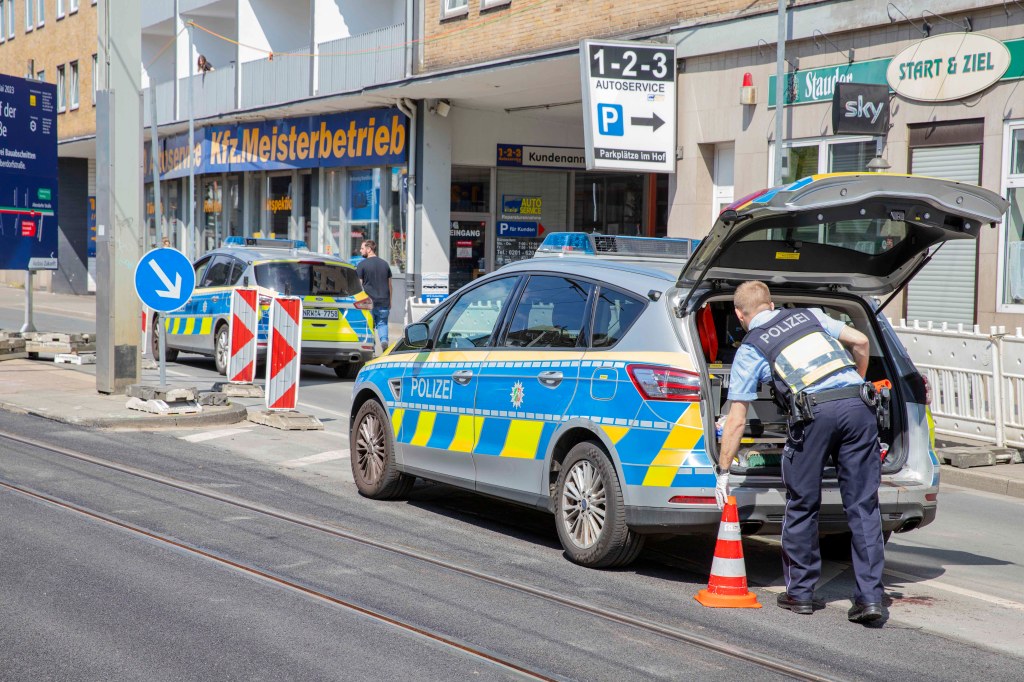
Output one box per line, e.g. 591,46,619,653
690,292,906,479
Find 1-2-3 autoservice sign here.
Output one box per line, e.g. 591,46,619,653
0,73,58,271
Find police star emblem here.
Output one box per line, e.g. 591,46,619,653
510,381,525,409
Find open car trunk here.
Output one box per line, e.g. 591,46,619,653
691,291,910,479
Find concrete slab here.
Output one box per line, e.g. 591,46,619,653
55,353,96,365
213,382,265,398
127,384,199,402
247,409,324,431
126,397,203,415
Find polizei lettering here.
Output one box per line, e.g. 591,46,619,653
759,312,811,344
409,377,453,401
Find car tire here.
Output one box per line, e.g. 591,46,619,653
152,315,179,363
350,399,414,500
554,441,644,568
819,529,892,561
334,362,364,379
214,323,230,376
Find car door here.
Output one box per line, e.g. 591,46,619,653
189,255,237,354
473,274,593,502
166,255,213,353
398,276,520,487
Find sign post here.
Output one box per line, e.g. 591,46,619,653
580,39,676,173
133,248,196,388
0,73,59,332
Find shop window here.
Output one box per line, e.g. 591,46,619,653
1001,124,1024,309
451,166,490,213
348,168,380,262
777,137,876,185
266,175,293,238
202,179,222,252
496,169,568,268
573,172,645,236
387,167,406,273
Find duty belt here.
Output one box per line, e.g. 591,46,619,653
803,383,867,407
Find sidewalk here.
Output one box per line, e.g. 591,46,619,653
1,351,1022,499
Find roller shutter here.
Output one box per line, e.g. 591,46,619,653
906,144,981,325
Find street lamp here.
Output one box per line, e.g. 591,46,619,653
867,155,891,172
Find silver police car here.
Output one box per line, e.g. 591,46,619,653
349,174,1008,567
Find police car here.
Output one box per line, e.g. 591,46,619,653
349,174,1008,568
151,237,376,378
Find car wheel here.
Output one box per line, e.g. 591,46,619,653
334,362,364,379
214,323,230,376
350,399,414,500
554,441,644,568
152,315,179,363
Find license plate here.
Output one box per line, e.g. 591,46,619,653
303,308,340,320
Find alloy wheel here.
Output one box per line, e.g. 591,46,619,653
560,459,607,549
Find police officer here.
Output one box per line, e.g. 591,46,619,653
715,281,885,624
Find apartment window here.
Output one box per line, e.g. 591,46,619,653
0,2,4,42
7,0,14,39
441,0,468,19
69,60,79,109
71,0,78,12
1000,122,1024,311
57,64,65,112
35,0,41,26
56,0,63,18
35,68,43,81
24,0,32,31
481,0,511,8
91,53,97,104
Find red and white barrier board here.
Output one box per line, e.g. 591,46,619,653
266,296,302,410
228,288,259,384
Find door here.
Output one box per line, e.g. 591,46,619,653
188,255,239,354
449,217,488,292
399,276,519,485
473,274,593,501
906,144,982,324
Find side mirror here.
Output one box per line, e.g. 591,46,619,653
404,322,432,349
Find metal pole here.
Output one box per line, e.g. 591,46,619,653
991,330,1006,448
187,23,196,262
150,85,164,247
159,317,167,388
20,271,36,333
773,0,786,186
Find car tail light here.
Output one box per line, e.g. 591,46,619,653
669,495,717,504
354,298,374,310
628,364,702,401
925,493,938,502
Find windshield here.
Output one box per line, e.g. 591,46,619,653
255,261,362,297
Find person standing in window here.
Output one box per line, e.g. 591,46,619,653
356,240,392,351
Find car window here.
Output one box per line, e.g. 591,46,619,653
193,256,213,287
202,257,235,288
254,261,362,296
228,259,246,286
391,304,447,354
504,276,592,349
591,287,645,348
739,218,908,256
436,277,518,350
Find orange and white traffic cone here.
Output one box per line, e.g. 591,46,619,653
695,495,761,608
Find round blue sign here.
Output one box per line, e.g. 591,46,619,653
134,248,196,312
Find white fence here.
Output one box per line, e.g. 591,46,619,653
892,320,1024,449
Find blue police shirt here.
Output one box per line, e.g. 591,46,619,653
727,308,863,402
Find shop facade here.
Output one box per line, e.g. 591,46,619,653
144,107,409,306
673,6,1024,329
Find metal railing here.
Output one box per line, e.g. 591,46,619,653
241,48,311,109
892,320,1024,449
179,63,236,119
318,23,405,96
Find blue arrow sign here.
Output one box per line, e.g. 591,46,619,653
134,248,195,312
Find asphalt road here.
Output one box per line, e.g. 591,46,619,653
2,287,1023,678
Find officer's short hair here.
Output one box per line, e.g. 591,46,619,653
734,281,771,315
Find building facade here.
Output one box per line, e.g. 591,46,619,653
0,0,97,293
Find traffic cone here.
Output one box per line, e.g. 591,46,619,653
695,495,762,608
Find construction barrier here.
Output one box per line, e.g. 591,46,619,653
892,320,1024,449
266,296,302,411
228,288,259,384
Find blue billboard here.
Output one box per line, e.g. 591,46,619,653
0,73,58,270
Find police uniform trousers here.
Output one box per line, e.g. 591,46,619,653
780,396,885,604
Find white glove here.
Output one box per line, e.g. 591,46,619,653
715,471,730,510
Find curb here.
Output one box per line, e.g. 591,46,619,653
0,400,249,430
940,465,1024,500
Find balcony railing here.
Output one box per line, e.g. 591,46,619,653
241,48,312,110
318,22,406,96
142,79,176,128
179,63,236,120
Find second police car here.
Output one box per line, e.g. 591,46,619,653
349,174,1009,567
151,237,376,378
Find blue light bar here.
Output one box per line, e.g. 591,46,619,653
535,232,696,260
535,232,596,255
223,236,309,250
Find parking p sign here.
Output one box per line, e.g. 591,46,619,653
581,39,676,173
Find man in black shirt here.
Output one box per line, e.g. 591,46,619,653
356,240,392,350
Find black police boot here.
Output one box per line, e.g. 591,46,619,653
776,592,823,615
847,601,884,623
